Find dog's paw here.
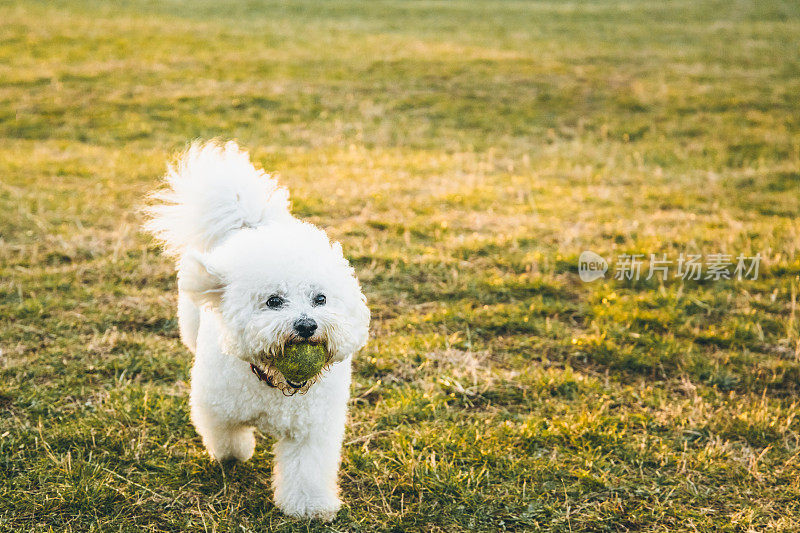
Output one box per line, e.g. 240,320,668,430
274,490,341,522
204,427,256,463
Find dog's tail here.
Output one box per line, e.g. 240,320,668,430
143,140,290,257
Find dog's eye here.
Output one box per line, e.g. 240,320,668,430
312,294,326,306
265,295,284,309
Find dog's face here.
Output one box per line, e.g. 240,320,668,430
178,219,370,394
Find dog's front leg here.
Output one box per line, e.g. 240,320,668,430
272,432,343,521
191,401,256,463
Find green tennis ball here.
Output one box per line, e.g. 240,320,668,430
276,343,327,383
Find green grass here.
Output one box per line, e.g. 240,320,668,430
2,0,800,530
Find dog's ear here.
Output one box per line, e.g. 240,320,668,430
178,251,224,307
354,292,370,348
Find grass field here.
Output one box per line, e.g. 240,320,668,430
2,0,800,530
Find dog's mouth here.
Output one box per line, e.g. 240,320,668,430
285,377,308,389
285,337,324,347
250,338,332,395
250,363,309,391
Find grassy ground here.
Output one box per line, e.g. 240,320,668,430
1,0,800,530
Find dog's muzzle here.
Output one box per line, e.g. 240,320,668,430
250,363,308,391
250,339,332,396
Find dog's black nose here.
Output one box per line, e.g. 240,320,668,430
293,317,317,338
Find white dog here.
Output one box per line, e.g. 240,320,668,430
143,141,370,521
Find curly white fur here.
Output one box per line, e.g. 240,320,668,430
144,141,291,257
144,140,370,521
